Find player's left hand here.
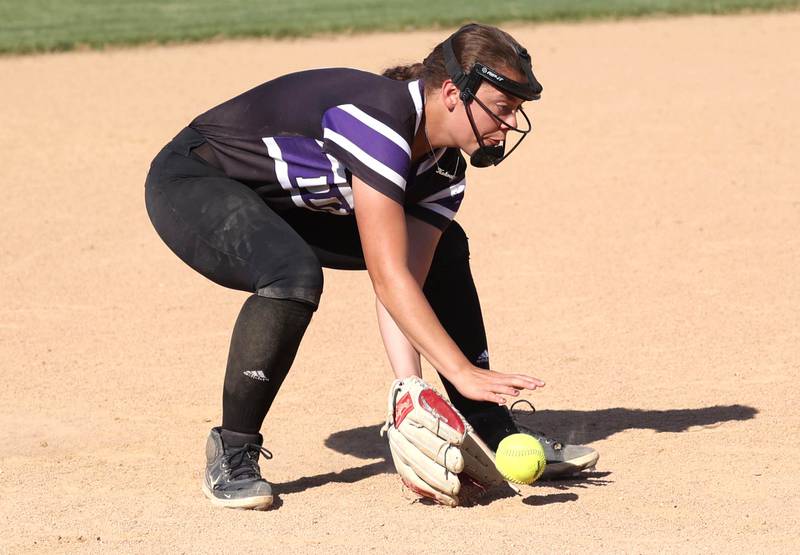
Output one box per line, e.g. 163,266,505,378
449,364,544,405
380,377,516,506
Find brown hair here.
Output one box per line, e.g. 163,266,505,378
382,23,528,90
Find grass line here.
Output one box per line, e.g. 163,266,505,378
1,0,799,55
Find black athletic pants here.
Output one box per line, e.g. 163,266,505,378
144,127,516,449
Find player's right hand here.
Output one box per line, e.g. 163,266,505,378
451,365,545,405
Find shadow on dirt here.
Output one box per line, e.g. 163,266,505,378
522,492,580,506
539,470,614,491
511,404,758,445
274,459,393,497
324,404,757,460
272,404,756,498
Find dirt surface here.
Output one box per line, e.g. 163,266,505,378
1,12,799,554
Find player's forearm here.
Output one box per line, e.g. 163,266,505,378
376,298,422,378
372,269,471,382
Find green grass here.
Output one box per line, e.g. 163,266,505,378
1,0,799,54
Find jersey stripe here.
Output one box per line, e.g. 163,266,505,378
322,106,411,181
417,201,458,221
336,104,411,156
417,178,465,221
419,178,466,203
323,128,407,190
262,137,307,209
408,80,424,134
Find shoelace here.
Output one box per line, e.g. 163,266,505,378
509,399,563,451
224,443,273,481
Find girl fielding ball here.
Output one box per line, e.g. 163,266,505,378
145,22,598,510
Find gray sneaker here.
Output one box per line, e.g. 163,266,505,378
201,427,274,510
522,430,599,479
510,401,600,479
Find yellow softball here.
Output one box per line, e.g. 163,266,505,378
495,433,547,485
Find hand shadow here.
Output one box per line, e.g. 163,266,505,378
510,404,758,445
272,404,756,498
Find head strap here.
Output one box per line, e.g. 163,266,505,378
441,27,542,102
439,25,542,167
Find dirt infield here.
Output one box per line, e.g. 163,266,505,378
1,12,798,553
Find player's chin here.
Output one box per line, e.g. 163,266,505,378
461,137,501,158
464,140,492,156
461,141,480,156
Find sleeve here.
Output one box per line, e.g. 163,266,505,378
321,104,413,204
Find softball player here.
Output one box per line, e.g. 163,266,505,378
145,23,597,510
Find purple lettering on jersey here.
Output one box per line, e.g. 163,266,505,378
264,136,353,215
322,106,410,182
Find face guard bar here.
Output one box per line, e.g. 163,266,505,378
442,28,543,167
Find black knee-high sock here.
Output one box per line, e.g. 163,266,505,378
221,295,314,435
424,227,518,451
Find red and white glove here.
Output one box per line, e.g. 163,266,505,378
380,377,514,506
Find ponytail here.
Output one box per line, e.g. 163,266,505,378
382,63,425,81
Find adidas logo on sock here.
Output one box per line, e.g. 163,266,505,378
243,370,269,382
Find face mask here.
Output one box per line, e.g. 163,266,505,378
442,26,543,167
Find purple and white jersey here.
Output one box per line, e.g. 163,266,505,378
189,68,465,230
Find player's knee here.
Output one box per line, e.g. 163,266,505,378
255,253,324,309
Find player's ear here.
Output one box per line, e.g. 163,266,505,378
440,79,459,112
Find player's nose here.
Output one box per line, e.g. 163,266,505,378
504,110,518,130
